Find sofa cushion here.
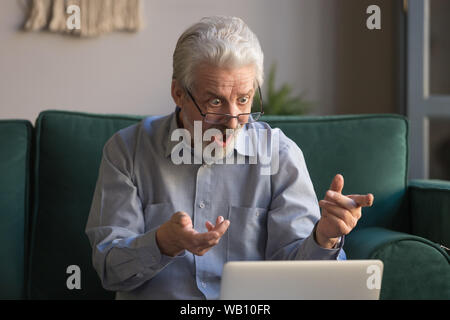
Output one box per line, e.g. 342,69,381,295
0,120,32,299
263,114,409,231
28,110,143,299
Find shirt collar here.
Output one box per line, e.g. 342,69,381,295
164,107,182,158
164,107,257,158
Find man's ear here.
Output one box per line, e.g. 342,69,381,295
171,79,185,108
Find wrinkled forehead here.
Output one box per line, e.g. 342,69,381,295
193,63,257,94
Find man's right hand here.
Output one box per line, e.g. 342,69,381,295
155,211,230,257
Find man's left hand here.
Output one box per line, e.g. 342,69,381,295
316,174,374,249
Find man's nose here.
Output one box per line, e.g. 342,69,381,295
223,116,239,129
223,103,240,129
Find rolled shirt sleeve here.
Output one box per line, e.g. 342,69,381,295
85,132,185,292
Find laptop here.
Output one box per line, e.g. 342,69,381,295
220,260,384,300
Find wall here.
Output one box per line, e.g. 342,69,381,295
0,0,398,123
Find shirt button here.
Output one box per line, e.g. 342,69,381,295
201,281,206,288
255,211,260,217
199,201,205,209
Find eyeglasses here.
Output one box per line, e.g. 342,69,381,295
185,85,264,125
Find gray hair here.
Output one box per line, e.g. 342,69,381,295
172,16,264,91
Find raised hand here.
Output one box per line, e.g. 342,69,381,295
156,211,230,257
316,174,374,249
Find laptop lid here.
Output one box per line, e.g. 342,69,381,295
220,260,384,300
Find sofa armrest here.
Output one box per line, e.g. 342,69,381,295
408,179,450,250
345,227,450,299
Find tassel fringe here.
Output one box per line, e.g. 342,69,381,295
23,0,142,37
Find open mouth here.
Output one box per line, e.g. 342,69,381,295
212,132,233,147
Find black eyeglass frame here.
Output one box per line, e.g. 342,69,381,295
185,84,264,124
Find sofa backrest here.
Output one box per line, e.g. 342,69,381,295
28,111,142,299
27,110,409,299
263,114,409,231
0,120,32,299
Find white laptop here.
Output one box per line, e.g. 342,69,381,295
220,260,384,300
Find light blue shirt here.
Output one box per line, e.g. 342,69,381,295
85,109,346,300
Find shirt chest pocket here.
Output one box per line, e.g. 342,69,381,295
227,206,268,261
143,202,175,232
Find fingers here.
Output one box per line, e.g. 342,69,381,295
171,211,192,227
326,190,358,210
319,199,359,229
205,221,213,232
320,209,354,236
216,216,224,225
348,194,374,207
188,218,230,256
205,216,225,232
329,174,344,194
172,212,231,256
189,236,219,256
193,231,221,247
327,174,374,208
198,219,229,242
213,218,230,237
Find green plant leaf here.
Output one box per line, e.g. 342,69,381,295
261,62,314,115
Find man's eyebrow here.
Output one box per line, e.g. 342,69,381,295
204,91,222,98
204,89,254,98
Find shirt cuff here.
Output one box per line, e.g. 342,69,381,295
136,228,186,270
295,222,345,260
312,221,343,249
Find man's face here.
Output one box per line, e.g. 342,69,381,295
173,63,257,158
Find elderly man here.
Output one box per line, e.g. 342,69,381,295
85,16,374,300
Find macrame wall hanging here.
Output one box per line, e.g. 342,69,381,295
23,0,142,37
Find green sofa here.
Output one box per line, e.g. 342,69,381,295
1,110,449,300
